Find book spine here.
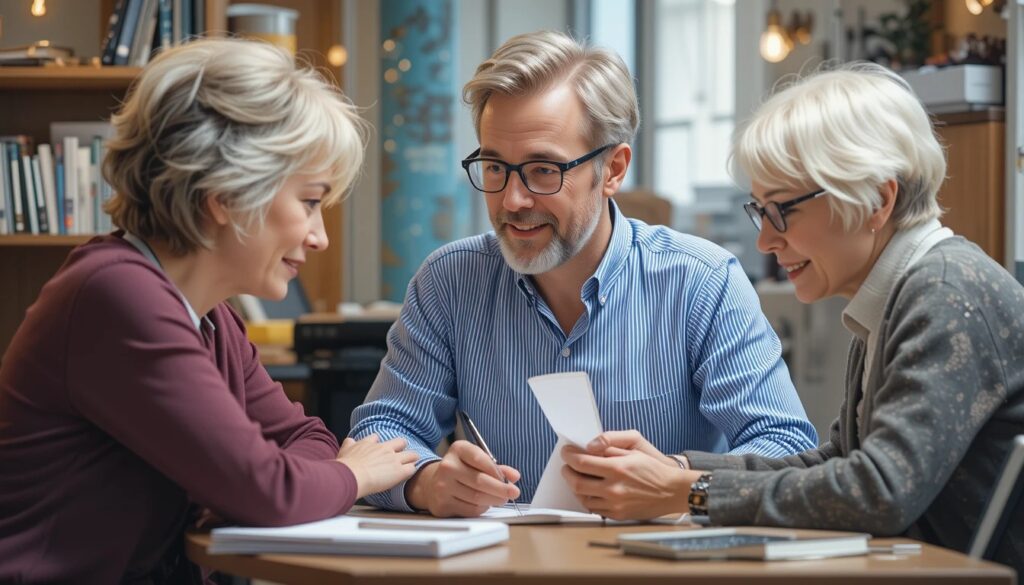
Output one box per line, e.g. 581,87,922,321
31,156,50,235
0,141,11,235
21,155,39,234
159,0,172,50
114,0,143,66
62,137,78,234
130,0,157,67
54,143,66,235
101,0,127,66
172,0,183,45
8,144,25,234
193,0,204,35
77,147,92,234
38,144,58,234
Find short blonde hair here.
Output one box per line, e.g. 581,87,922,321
730,62,946,231
463,30,639,152
104,38,366,255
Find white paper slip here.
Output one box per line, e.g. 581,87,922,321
527,371,604,512
479,504,605,525
210,515,509,558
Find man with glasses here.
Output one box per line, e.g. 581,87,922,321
350,30,817,519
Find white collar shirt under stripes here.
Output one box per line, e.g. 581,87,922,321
351,200,817,511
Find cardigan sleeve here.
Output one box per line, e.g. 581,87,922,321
66,262,357,527
694,262,1012,535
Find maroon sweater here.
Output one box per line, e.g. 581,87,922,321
0,235,357,583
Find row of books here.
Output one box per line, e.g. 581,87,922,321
0,133,114,236
101,0,206,67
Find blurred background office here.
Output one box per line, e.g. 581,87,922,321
0,0,1021,440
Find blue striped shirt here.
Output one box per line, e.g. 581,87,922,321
351,201,817,511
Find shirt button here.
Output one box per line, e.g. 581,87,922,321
561,347,571,357
599,295,607,304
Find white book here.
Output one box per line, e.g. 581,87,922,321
210,515,508,558
77,147,92,234
21,155,39,234
37,144,58,234
31,157,50,235
9,154,24,233
0,149,8,235
62,136,78,234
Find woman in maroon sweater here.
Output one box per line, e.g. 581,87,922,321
0,39,417,583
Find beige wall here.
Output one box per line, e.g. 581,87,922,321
943,0,1006,42
0,0,104,60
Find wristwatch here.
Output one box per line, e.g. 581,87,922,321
688,473,713,516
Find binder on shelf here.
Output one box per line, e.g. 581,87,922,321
37,145,58,234
31,156,50,235
20,155,39,235
7,144,25,234
101,0,129,66
114,0,144,66
0,143,12,235
62,136,78,234
54,144,66,235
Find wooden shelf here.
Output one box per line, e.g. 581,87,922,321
0,235,92,247
0,67,141,91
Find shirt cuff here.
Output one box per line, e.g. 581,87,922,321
369,455,441,512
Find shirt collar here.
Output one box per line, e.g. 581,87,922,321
513,199,633,305
842,219,948,340
122,232,215,332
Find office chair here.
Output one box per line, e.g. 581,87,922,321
968,434,1024,562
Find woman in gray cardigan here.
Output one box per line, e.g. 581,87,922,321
559,62,1024,568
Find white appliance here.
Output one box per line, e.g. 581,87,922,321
901,64,1003,114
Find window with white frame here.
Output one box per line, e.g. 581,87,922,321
651,0,735,207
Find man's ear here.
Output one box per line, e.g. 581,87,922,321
869,178,898,231
204,193,231,227
601,143,632,198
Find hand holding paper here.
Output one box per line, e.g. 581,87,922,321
527,372,604,512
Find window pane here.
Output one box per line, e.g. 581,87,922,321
654,125,693,206
590,0,637,190
694,118,734,186
655,0,702,123
590,0,635,75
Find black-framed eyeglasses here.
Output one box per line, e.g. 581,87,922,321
460,144,615,195
743,188,826,233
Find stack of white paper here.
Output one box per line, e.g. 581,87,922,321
210,515,509,558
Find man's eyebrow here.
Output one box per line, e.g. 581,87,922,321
477,149,566,161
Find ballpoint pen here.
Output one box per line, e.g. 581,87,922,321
457,410,524,516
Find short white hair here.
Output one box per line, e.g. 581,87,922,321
104,38,366,254
729,61,946,231
463,30,640,153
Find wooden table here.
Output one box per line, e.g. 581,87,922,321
186,523,1017,585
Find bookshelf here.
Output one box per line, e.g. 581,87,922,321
0,0,346,358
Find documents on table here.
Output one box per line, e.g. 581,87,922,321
480,503,605,524
209,515,509,558
528,371,604,512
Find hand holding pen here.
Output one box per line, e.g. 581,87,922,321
403,413,522,518
457,410,524,516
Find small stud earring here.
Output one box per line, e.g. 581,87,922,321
870,227,876,234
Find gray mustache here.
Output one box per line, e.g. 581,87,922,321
497,211,557,227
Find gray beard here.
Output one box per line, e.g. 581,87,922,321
495,197,603,275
